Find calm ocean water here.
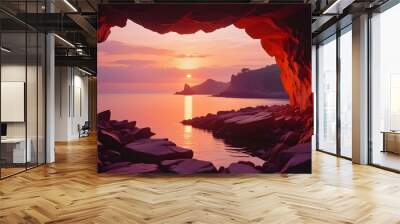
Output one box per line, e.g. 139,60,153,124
98,93,288,168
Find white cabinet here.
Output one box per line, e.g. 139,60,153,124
1,138,32,163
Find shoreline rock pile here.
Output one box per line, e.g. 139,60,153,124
182,104,312,173
97,110,217,174
98,106,312,174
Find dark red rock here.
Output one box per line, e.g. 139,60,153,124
106,163,159,174
123,139,193,163
281,131,300,146
226,161,261,174
161,159,217,174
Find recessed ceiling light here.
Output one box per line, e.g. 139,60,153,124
63,0,78,12
78,67,93,76
54,34,75,48
1,47,11,53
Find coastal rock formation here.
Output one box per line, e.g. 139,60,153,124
97,110,214,174
216,65,287,99
175,79,228,95
182,105,312,148
97,4,311,111
182,105,312,173
98,109,311,174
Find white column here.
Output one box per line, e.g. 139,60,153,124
45,0,56,163
352,14,369,164
46,32,55,163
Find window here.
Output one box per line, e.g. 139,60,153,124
317,35,337,154
0,2,46,179
370,3,400,171
339,27,352,158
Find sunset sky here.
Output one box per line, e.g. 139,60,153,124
98,20,276,93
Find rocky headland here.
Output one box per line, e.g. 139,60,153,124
175,65,288,99
175,79,228,95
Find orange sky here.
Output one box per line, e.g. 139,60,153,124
98,20,276,93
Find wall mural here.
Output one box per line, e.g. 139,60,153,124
97,4,312,174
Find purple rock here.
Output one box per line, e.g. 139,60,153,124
99,162,131,172
120,127,155,144
123,139,193,163
226,161,261,174
280,152,311,173
106,163,159,174
262,143,311,173
161,159,217,174
98,129,122,147
99,149,122,163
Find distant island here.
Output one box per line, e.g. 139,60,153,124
175,64,288,99
175,79,229,95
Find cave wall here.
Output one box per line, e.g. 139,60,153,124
97,4,311,111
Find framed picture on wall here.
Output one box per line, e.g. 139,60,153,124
97,3,312,175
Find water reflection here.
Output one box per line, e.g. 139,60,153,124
99,94,288,167
183,96,192,146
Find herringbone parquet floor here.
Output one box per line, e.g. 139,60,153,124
1,135,400,224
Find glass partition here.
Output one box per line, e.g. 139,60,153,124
0,2,46,179
339,27,352,158
1,30,28,177
317,35,337,154
370,3,400,171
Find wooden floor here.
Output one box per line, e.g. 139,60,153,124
1,136,400,224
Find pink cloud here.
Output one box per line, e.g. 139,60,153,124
99,40,174,55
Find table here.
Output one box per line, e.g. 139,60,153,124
381,131,400,154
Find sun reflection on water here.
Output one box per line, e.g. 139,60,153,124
183,96,193,146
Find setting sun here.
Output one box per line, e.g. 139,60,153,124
186,74,192,78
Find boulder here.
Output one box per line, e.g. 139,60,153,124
98,129,122,147
99,149,122,163
123,139,193,163
106,163,159,174
262,143,311,173
120,127,155,144
281,131,300,146
280,152,311,173
226,161,261,174
161,159,217,174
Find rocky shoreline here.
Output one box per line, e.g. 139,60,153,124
98,106,312,174
182,104,313,173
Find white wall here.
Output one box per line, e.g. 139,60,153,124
55,67,89,141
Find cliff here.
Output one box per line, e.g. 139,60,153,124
175,79,228,95
216,65,288,99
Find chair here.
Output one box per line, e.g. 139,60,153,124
79,121,90,138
